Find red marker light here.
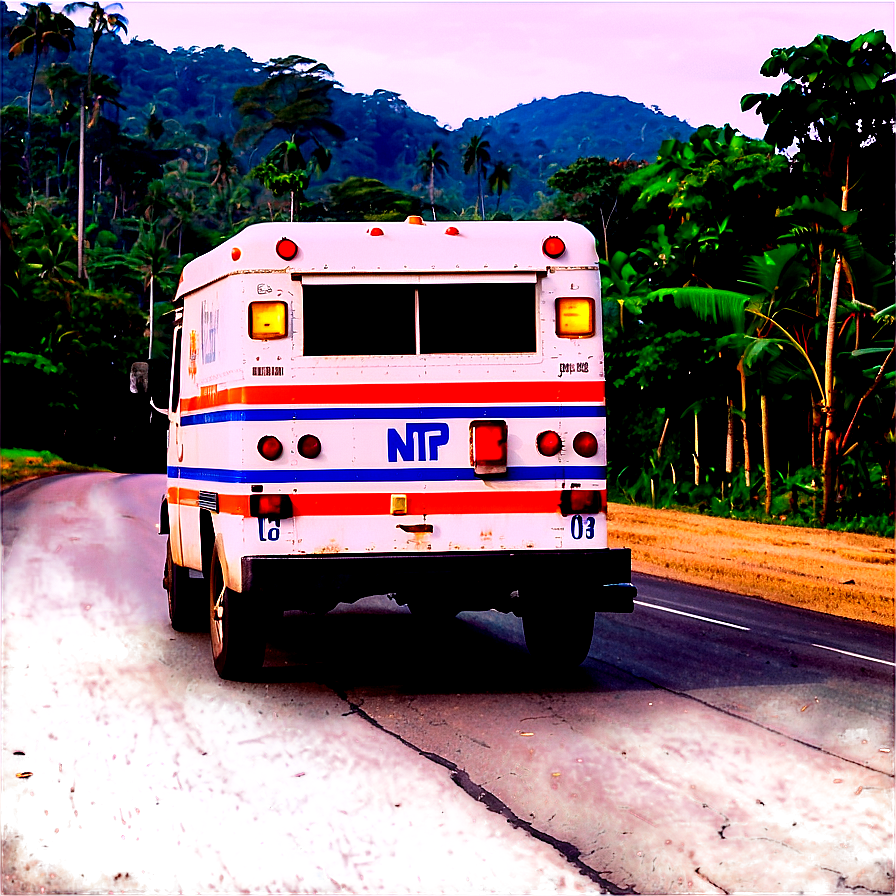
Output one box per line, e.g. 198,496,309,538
542,236,566,259
250,494,292,519
560,489,601,515
368,227,384,236
275,237,298,261
257,436,283,461
573,432,598,458
297,434,322,459
470,420,508,476
536,430,562,457
445,226,460,236
231,247,241,261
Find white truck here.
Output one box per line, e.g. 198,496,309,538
142,218,634,679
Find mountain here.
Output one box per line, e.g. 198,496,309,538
324,90,694,215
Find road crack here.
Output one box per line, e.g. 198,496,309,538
695,867,730,894
334,687,637,895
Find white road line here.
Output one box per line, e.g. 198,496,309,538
811,643,896,668
634,600,751,631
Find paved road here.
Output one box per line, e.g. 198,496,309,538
2,473,893,894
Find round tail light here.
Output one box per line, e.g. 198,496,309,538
298,434,322,459
573,432,598,458
536,430,562,457
258,435,283,460
542,236,566,259
275,237,298,260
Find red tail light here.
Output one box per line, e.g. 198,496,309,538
560,489,602,515
298,434,322,459
250,494,292,519
276,237,298,260
542,236,566,259
470,420,508,476
257,436,283,460
536,430,562,457
573,432,598,457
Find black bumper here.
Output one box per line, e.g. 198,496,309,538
241,548,635,614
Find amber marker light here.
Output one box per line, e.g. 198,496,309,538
555,297,595,338
249,301,288,340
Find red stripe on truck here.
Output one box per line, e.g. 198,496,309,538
171,488,608,517
182,380,604,412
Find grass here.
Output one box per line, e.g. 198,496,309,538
1,448,107,488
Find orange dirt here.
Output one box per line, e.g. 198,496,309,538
607,503,895,627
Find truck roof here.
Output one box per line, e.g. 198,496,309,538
176,219,598,300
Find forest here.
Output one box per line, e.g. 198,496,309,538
1,2,893,536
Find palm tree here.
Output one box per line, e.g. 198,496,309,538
62,1,127,96
7,2,76,194
417,142,448,220
487,160,512,215
62,2,127,278
462,132,491,219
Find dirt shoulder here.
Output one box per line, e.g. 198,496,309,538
607,503,894,628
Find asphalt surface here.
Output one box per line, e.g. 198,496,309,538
2,472,893,894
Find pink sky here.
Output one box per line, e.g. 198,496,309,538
66,1,895,137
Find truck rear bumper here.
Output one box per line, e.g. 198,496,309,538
241,548,635,614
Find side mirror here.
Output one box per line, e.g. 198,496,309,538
129,361,150,394
130,359,169,412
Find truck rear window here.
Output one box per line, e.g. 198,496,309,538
302,283,536,356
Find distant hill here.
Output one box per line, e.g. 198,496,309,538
325,90,694,215
0,2,695,215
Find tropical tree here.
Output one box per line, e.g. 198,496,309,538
62,2,128,278
61,1,128,96
250,136,330,221
742,29,896,522
417,141,448,220
487,159,512,215
6,2,76,193
233,54,344,156
545,156,643,260
462,131,490,219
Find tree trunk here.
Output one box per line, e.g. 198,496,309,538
821,159,850,524
739,361,751,488
693,412,700,486
761,390,772,515
77,89,86,280
723,398,735,499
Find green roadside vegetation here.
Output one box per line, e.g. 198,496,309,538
1,8,892,538
1,447,107,487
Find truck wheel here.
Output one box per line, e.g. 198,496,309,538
523,605,595,668
164,538,207,632
209,543,266,680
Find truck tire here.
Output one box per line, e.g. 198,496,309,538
209,542,266,680
522,604,595,668
164,538,207,632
